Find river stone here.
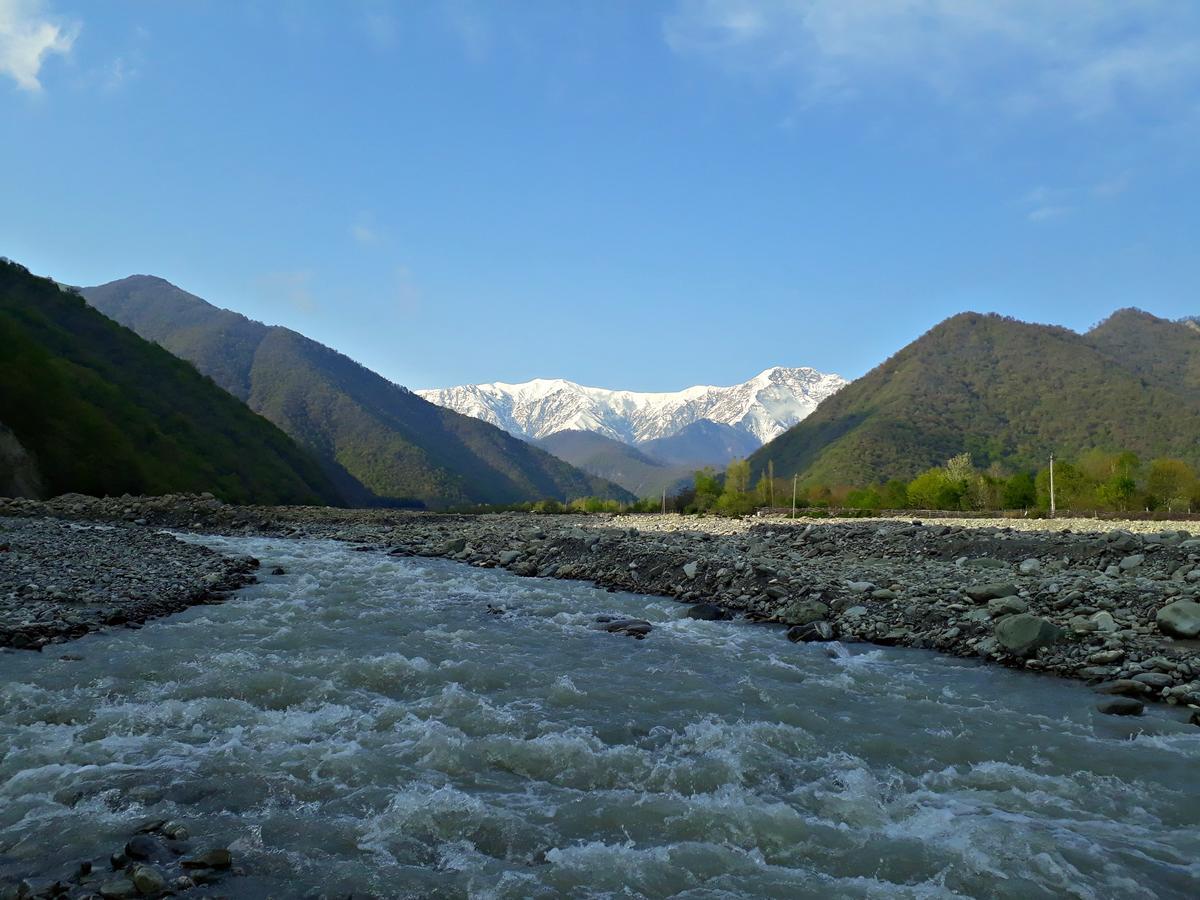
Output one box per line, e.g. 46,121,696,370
1132,672,1173,688
1094,679,1150,696
994,614,1063,657
124,835,160,861
779,599,830,626
1119,553,1145,571
1018,558,1041,575
1156,599,1200,638
99,880,137,900
1097,697,1144,716
497,550,521,565
966,583,1019,603
787,621,835,642
682,561,698,579
181,849,232,870
987,596,1028,617
685,603,731,621
132,865,165,895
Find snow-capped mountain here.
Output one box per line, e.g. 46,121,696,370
417,367,847,447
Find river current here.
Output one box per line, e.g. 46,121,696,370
1,534,1198,898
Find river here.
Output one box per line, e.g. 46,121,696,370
2,534,1198,898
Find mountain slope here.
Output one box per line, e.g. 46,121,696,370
82,276,630,508
0,260,341,505
418,366,846,445
1086,308,1200,392
638,419,762,467
750,311,1200,486
536,430,692,498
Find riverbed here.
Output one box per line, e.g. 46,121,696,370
2,534,1198,898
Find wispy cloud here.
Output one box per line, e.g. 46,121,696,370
664,1,1200,118
350,212,382,246
258,270,317,313
394,265,420,313
0,0,78,91
443,0,490,62
1020,176,1130,223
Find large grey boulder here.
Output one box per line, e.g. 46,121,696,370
994,614,1063,657
779,598,830,626
1156,600,1200,638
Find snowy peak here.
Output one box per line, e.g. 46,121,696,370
417,366,847,447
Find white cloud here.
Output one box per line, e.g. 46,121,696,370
350,212,382,245
664,1,1200,117
258,270,317,313
0,0,77,91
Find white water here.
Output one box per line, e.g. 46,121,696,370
1,535,1198,898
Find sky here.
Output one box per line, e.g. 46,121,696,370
2,1,1198,391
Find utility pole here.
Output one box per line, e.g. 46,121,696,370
661,488,666,515
1049,452,1056,518
791,474,798,519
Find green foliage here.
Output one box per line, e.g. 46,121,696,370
907,467,961,510
1002,472,1037,509
1145,459,1196,511
0,260,342,505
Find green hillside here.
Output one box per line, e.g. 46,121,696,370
0,259,342,505
750,311,1200,487
1086,308,1200,391
83,276,631,508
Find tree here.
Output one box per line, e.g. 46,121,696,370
1036,459,1086,510
1001,472,1037,509
907,467,960,509
1146,458,1195,511
880,479,909,509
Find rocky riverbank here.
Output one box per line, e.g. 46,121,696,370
0,516,257,651
3,493,1200,720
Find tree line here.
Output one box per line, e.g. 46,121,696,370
673,451,1200,516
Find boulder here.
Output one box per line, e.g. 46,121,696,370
1097,697,1144,716
181,849,232,870
987,596,1028,617
682,561,698,579
966,582,1019,603
1119,553,1145,571
779,599,830,626
994,614,1063,657
1156,599,1200,638
685,603,731,621
787,621,835,642
131,866,166,895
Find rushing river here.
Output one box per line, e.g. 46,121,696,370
2,535,1199,899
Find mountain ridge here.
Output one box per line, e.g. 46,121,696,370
81,275,632,509
418,366,847,447
0,260,342,505
748,309,1200,487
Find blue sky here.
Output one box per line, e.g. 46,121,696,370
2,1,1198,391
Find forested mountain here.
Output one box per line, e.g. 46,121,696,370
750,311,1200,487
0,260,341,505
82,276,630,508
1087,308,1200,391
536,430,692,498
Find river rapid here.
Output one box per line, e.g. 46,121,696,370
1,534,1198,899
